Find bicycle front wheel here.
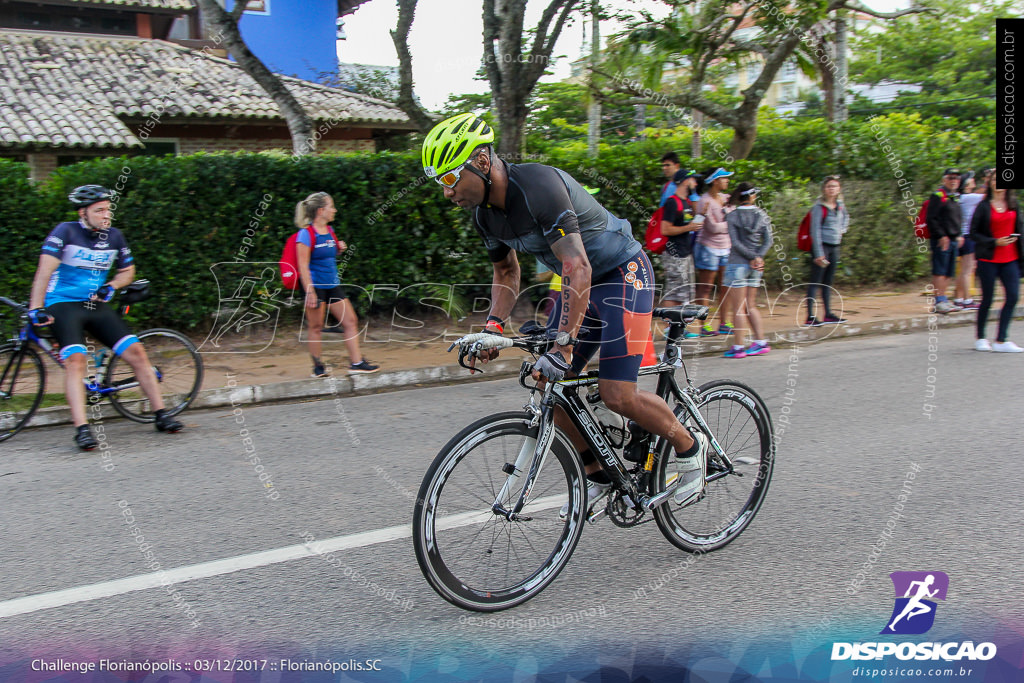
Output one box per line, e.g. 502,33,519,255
413,411,587,612
105,329,203,423
654,379,774,553
0,344,46,443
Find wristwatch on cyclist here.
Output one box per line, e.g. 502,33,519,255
554,331,578,348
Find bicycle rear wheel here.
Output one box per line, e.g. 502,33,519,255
413,411,587,612
105,329,203,423
0,344,46,443
654,379,774,553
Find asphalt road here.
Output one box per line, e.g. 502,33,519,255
1,326,1021,681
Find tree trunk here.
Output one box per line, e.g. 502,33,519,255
390,0,437,134
195,0,315,156
690,109,703,158
818,32,835,122
833,9,849,123
728,123,757,160
586,0,600,158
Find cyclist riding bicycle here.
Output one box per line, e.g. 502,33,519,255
27,185,184,450
422,113,710,513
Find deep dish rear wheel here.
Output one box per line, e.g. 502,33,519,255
653,380,774,552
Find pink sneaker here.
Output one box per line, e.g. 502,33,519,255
745,342,771,356
723,346,747,359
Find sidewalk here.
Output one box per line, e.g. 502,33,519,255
24,282,1021,428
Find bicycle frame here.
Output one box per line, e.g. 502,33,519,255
492,322,738,521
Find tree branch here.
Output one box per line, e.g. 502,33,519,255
389,0,436,134
831,0,937,18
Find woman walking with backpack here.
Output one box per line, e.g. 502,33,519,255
294,192,379,376
804,175,850,326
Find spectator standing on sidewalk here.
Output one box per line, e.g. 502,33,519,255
658,170,703,339
953,169,990,310
804,175,850,326
722,183,773,358
969,175,1024,352
926,169,964,314
659,152,681,206
695,168,735,336
294,192,380,377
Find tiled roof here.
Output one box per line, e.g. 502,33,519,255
0,30,413,150
56,0,196,11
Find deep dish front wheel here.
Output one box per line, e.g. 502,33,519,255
0,344,46,443
654,379,774,553
105,328,203,423
412,412,587,612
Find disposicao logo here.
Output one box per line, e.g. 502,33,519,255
831,571,997,662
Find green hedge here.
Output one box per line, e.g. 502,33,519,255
2,145,940,332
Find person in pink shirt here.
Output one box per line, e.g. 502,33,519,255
695,168,735,336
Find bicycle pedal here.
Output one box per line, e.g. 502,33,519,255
587,507,607,524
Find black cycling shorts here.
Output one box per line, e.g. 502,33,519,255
314,285,348,305
45,301,139,361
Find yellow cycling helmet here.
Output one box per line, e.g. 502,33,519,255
422,113,495,182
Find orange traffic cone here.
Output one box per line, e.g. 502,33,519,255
641,333,659,367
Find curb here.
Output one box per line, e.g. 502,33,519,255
19,307,1021,430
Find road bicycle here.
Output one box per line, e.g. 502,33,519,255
0,280,203,443
412,304,774,611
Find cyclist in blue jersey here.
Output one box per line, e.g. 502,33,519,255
27,185,183,450
423,114,711,514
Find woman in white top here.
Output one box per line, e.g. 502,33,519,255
953,168,990,310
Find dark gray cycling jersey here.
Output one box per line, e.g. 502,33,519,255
472,162,641,279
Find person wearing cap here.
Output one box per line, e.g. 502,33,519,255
659,152,682,206
953,169,990,310
694,167,735,336
925,169,965,313
658,170,703,328
26,185,184,451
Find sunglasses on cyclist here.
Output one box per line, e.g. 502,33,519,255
433,151,488,188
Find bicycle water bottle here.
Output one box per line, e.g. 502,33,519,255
586,388,629,449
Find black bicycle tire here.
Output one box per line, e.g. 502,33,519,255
412,411,587,612
0,343,46,443
653,379,774,553
105,328,203,423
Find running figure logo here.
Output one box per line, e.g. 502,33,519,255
881,571,949,635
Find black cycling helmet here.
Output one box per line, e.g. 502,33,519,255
68,185,115,208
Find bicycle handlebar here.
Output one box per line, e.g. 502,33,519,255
447,332,553,373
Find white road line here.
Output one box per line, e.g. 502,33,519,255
0,494,567,619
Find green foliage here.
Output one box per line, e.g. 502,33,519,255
0,160,55,305
850,0,1007,120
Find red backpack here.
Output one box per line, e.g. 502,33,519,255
279,226,338,290
913,200,930,239
796,205,829,252
645,196,684,255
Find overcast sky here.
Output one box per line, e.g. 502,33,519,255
339,0,905,110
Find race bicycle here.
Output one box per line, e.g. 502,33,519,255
412,304,774,611
0,280,203,443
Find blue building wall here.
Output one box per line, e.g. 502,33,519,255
227,0,337,81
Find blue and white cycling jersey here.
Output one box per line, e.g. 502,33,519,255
41,221,134,306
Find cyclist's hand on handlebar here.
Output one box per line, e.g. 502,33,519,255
91,284,115,303
28,308,54,327
531,349,571,382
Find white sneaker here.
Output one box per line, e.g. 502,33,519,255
933,300,955,314
975,338,992,352
673,431,709,506
992,340,1024,353
559,480,612,521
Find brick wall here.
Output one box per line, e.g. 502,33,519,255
175,138,375,155
27,153,58,182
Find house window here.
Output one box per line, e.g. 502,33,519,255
780,61,797,81
138,140,178,157
745,62,760,82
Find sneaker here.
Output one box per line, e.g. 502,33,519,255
74,424,98,451
559,479,612,521
683,331,700,339
311,363,329,378
933,300,955,314
960,299,981,310
718,322,735,336
821,314,847,324
975,338,992,352
673,431,708,506
992,341,1024,353
699,324,718,337
154,409,183,433
745,341,771,356
723,345,747,359
804,316,821,327
349,360,381,374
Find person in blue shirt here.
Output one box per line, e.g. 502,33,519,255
659,152,681,206
27,185,183,450
294,192,379,377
